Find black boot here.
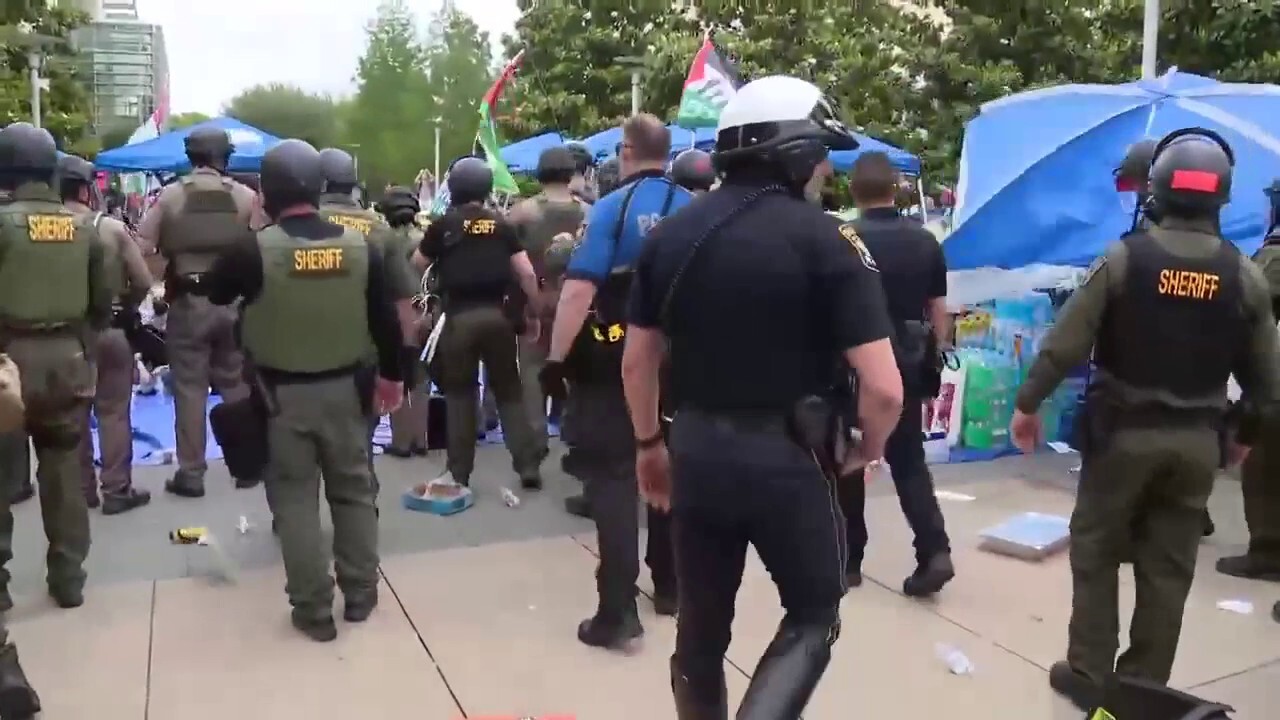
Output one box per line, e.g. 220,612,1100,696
564,493,591,518
671,656,728,720
291,609,337,642
903,552,955,597
234,475,262,490
343,589,378,623
0,643,39,720
577,605,643,651
736,620,835,720
101,486,151,516
1048,661,1099,711
9,484,32,506
653,586,678,617
1202,510,1215,537
164,472,205,498
1215,553,1280,582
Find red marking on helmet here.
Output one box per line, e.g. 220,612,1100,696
1170,169,1220,193
1115,177,1141,192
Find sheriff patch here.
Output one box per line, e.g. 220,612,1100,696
27,214,76,243
328,214,373,236
292,247,347,276
838,223,877,272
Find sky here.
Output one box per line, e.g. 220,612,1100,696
134,0,522,115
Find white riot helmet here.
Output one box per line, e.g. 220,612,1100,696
713,75,858,190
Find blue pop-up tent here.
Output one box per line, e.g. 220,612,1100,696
946,70,1280,272
95,117,282,173
830,134,920,175
500,131,566,172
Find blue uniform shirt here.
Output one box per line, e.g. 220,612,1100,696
565,169,692,284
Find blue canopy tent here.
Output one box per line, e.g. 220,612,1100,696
830,135,920,175
95,117,282,173
500,131,566,173
945,70,1280,272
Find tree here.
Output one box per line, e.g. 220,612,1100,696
1096,0,1280,82
167,111,210,131
95,121,134,152
224,83,341,148
0,1,95,156
347,0,436,191
422,6,493,169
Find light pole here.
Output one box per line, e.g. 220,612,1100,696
614,55,645,115
12,23,56,128
1142,0,1160,79
433,116,443,182
346,143,361,177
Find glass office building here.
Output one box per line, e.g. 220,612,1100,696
68,0,169,132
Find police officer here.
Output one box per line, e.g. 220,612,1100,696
0,123,113,617
595,157,622,198
565,142,597,204
378,186,432,457
1216,179,1280,582
196,139,407,641
59,154,154,514
621,78,903,717
669,149,716,194
836,150,954,595
0,177,31,508
317,149,419,480
137,127,257,498
1009,128,1280,709
507,147,590,460
412,157,543,491
540,114,695,648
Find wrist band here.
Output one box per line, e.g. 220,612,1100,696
636,431,663,450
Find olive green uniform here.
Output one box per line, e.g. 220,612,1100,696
0,190,30,504
241,224,379,621
383,224,430,452
0,183,112,609
1016,219,1280,685
508,194,586,455
1225,236,1280,577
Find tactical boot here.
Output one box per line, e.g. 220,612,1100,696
101,486,151,516
234,474,262,490
9,484,32,506
671,657,728,720
0,644,39,720
737,621,834,720
291,609,337,642
343,590,378,623
1215,554,1280,582
903,552,955,597
1048,661,1098,711
520,473,543,491
49,584,83,609
577,606,644,652
564,493,591,518
164,473,205,498
652,586,678,617
1202,510,1216,537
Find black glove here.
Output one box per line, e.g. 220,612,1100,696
539,360,569,401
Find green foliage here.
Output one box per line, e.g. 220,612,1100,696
224,83,342,148
0,1,94,156
423,9,493,168
95,121,134,152
167,111,211,131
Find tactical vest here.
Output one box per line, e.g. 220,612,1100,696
1095,233,1244,399
433,209,515,308
240,225,372,373
0,200,92,326
522,196,586,280
159,174,244,276
319,203,381,240
76,211,126,301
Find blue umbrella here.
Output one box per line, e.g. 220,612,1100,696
500,131,566,173
95,117,282,174
946,69,1280,271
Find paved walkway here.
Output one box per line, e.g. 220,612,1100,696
6,449,1278,718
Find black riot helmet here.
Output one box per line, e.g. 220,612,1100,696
595,157,621,197
447,157,493,206
258,139,324,217
713,75,858,192
1115,139,1158,193
184,127,233,171
670,149,716,192
318,147,358,193
56,154,95,200
535,146,577,186
564,142,596,174
378,185,420,227
1148,127,1234,219
0,122,58,187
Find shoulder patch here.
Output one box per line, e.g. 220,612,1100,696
838,223,878,272
1080,255,1107,285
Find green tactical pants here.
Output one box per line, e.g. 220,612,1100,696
263,375,379,621
0,431,28,498
1068,426,1218,685
435,305,540,483
1239,416,1280,562
0,335,93,599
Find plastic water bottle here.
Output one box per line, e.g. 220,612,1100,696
935,643,975,675
500,487,520,508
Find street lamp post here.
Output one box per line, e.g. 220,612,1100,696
433,117,443,182
1142,0,1160,79
11,23,57,128
614,55,646,115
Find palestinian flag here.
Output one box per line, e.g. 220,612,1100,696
675,32,742,129
476,48,525,196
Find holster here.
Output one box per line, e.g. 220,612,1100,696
354,363,376,417
785,395,840,478
1071,394,1113,456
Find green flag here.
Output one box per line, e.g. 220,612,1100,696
676,33,742,129
476,49,525,195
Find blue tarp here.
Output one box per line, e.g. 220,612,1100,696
946,70,1280,271
94,117,282,173
830,134,921,175
500,131,566,172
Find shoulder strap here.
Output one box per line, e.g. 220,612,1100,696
659,181,677,216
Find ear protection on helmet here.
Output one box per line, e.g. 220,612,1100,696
1150,127,1235,167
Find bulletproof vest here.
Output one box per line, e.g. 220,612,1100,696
1251,239,1280,316
320,202,380,240
74,210,125,301
1095,232,1244,399
0,200,92,326
159,174,244,276
433,208,514,306
521,196,585,279
240,225,372,373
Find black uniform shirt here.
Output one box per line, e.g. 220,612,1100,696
202,213,405,382
420,204,521,308
629,181,893,414
856,207,947,323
